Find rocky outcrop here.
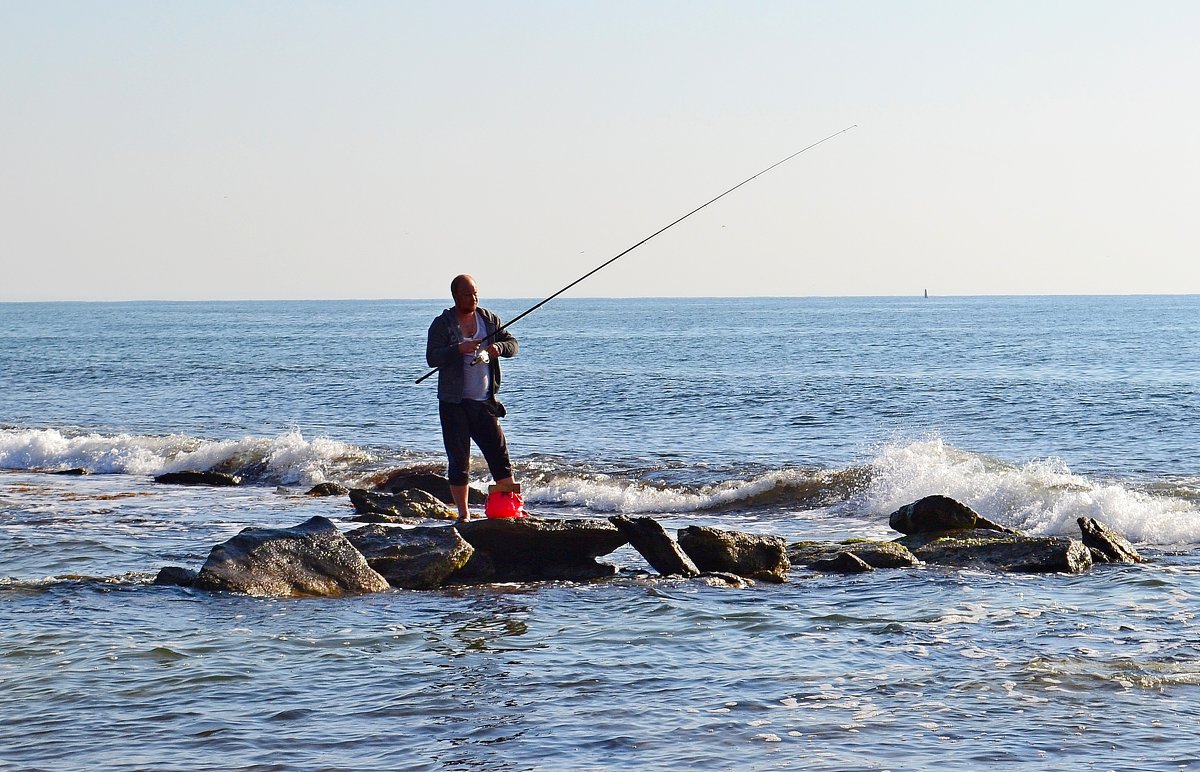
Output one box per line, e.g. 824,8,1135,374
345,524,474,589
811,552,874,573
609,515,699,577
349,488,456,523
888,495,1013,535
451,517,628,583
677,526,790,583
194,516,390,597
1077,517,1144,564
896,529,1094,573
373,467,486,506
789,539,919,569
154,470,241,486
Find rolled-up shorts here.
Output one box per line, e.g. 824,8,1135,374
439,399,512,486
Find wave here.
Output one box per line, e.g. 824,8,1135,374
4,427,1198,546
0,427,380,487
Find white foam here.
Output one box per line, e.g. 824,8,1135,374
0,427,369,486
859,437,1200,546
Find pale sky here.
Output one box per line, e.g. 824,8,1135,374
2,1,1197,301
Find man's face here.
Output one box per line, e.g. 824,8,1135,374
453,278,478,314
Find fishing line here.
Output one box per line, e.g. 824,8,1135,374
416,124,857,385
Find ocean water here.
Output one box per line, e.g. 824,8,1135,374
2,295,1199,770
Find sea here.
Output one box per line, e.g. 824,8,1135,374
2,295,1199,771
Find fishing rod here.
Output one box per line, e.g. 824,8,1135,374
415,124,857,385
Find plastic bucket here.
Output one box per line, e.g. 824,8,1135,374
485,490,526,519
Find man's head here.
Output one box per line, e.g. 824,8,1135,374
451,274,478,314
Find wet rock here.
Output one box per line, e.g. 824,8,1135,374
345,524,474,590
52,467,90,476
451,517,628,583
609,515,699,577
372,467,486,506
888,495,1014,535
194,516,390,597
349,488,456,522
677,526,790,583
789,539,919,569
695,572,755,588
1078,517,1144,564
811,552,875,573
154,470,241,487
307,482,348,497
153,565,198,587
896,529,1093,574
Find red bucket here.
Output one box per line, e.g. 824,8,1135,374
485,487,526,519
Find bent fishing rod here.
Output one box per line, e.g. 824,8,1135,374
415,124,857,385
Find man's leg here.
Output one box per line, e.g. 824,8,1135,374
439,401,473,521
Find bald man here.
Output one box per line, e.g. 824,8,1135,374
425,274,520,520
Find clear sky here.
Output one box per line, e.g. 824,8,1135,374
2,1,1197,301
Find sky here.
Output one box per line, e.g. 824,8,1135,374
2,0,1198,301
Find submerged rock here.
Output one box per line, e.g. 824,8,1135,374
609,515,699,577
307,482,348,497
677,526,790,583
896,529,1093,574
451,517,628,583
153,565,198,587
154,470,241,487
1078,517,1144,564
349,488,456,523
694,572,755,588
789,539,919,569
810,552,874,573
888,495,1013,535
346,524,474,589
194,516,390,597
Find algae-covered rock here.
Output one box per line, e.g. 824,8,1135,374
677,526,789,583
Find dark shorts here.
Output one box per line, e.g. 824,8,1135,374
439,399,513,486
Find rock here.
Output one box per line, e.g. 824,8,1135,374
194,516,390,597
677,526,790,583
1078,517,1144,564
345,524,474,589
609,515,699,577
52,467,90,476
372,467,486,506
153,565,198,587
695,572,754,588
810,552,875,573
348,488,457,522
154,470,241,487
888,495,1014,535
896,530,1094,573
789,539,919,569
451,517,628,583
307,482,348,497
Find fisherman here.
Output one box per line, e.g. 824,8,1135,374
425,274,519,521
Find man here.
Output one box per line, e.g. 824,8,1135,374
425,274,519,521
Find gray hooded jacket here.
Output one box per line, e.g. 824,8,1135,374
425,306,518,403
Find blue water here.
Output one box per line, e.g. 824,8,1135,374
3,296,1200,770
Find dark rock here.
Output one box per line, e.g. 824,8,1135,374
896,530,1093,573
451,517,628,583
153,565,198,587
888,495,1015,535
372,467,486,506
307,482,348,497
677,526,790,583
52,467,90,476
194,516,390,597
609,515,699,577
789,539,919,569
349,488,456,522
345,524,474,589
811,552,875,573
154,470,241,487
1078,517,1144,564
